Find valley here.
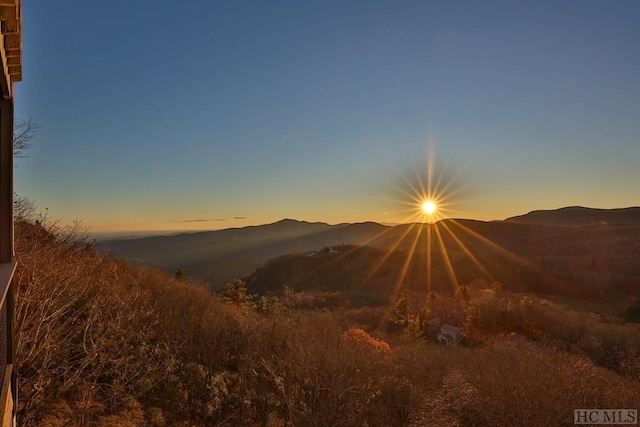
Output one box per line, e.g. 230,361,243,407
99,207,640,315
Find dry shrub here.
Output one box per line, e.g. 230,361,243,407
399,339,640,427
342,327,392,358
14,220,243,426
15,222,168,425
465,292,640,379
13,217,640,426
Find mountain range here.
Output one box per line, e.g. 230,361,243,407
505,206,640,226
97,206,640,299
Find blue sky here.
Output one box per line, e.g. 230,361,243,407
15,1,640,233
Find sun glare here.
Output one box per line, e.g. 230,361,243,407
364,146,533,331
422,200,436,215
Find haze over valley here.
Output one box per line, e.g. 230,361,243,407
99,206,640,314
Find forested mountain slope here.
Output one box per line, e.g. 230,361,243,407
15,218,640,426
99,209,640,301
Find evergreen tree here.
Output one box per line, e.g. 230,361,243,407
174,269,189,281
395,289,410,326
222,279,254,309
402,319,425,341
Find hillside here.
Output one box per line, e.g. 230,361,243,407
101,209,640,305
505,206,640,226
244,220,640,308
98,219,389,288
14,215,640,426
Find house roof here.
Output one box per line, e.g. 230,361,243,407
0,0,22,98
440,324,462,336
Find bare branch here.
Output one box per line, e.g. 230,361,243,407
14,117,38,158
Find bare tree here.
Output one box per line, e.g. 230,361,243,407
14,117,38,158
14,194,37,222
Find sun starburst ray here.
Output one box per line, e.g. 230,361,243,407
439,220,495,283
375,143,553,312
411,155,428,201
448,219,538,271
278,223,412,294
426,223,433,293
433,222,460,292
362,223,423,286
391,223,425,301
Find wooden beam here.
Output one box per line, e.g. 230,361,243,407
2,34,18,50
0,98,13,262
0,6,16,21
0,364,13,427
0,35,10,100
0,262,14,309
1,20,18,34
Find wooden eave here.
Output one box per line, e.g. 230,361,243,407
0,0,21,100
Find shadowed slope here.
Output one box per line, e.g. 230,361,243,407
98,208,640,294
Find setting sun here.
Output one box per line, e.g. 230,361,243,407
422,200,436,215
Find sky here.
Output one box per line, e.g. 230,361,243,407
14,1,640,234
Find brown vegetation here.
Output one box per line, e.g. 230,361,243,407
463,290,640,380
13,215,640,426
100,212,640,308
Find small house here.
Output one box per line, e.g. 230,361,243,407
437,324,463,345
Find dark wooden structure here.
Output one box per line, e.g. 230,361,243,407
0,1,21,425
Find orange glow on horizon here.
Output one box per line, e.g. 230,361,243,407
350,142,540,309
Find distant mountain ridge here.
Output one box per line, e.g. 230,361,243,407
97,218,389,287
98,206,640,288
505,206,640,226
